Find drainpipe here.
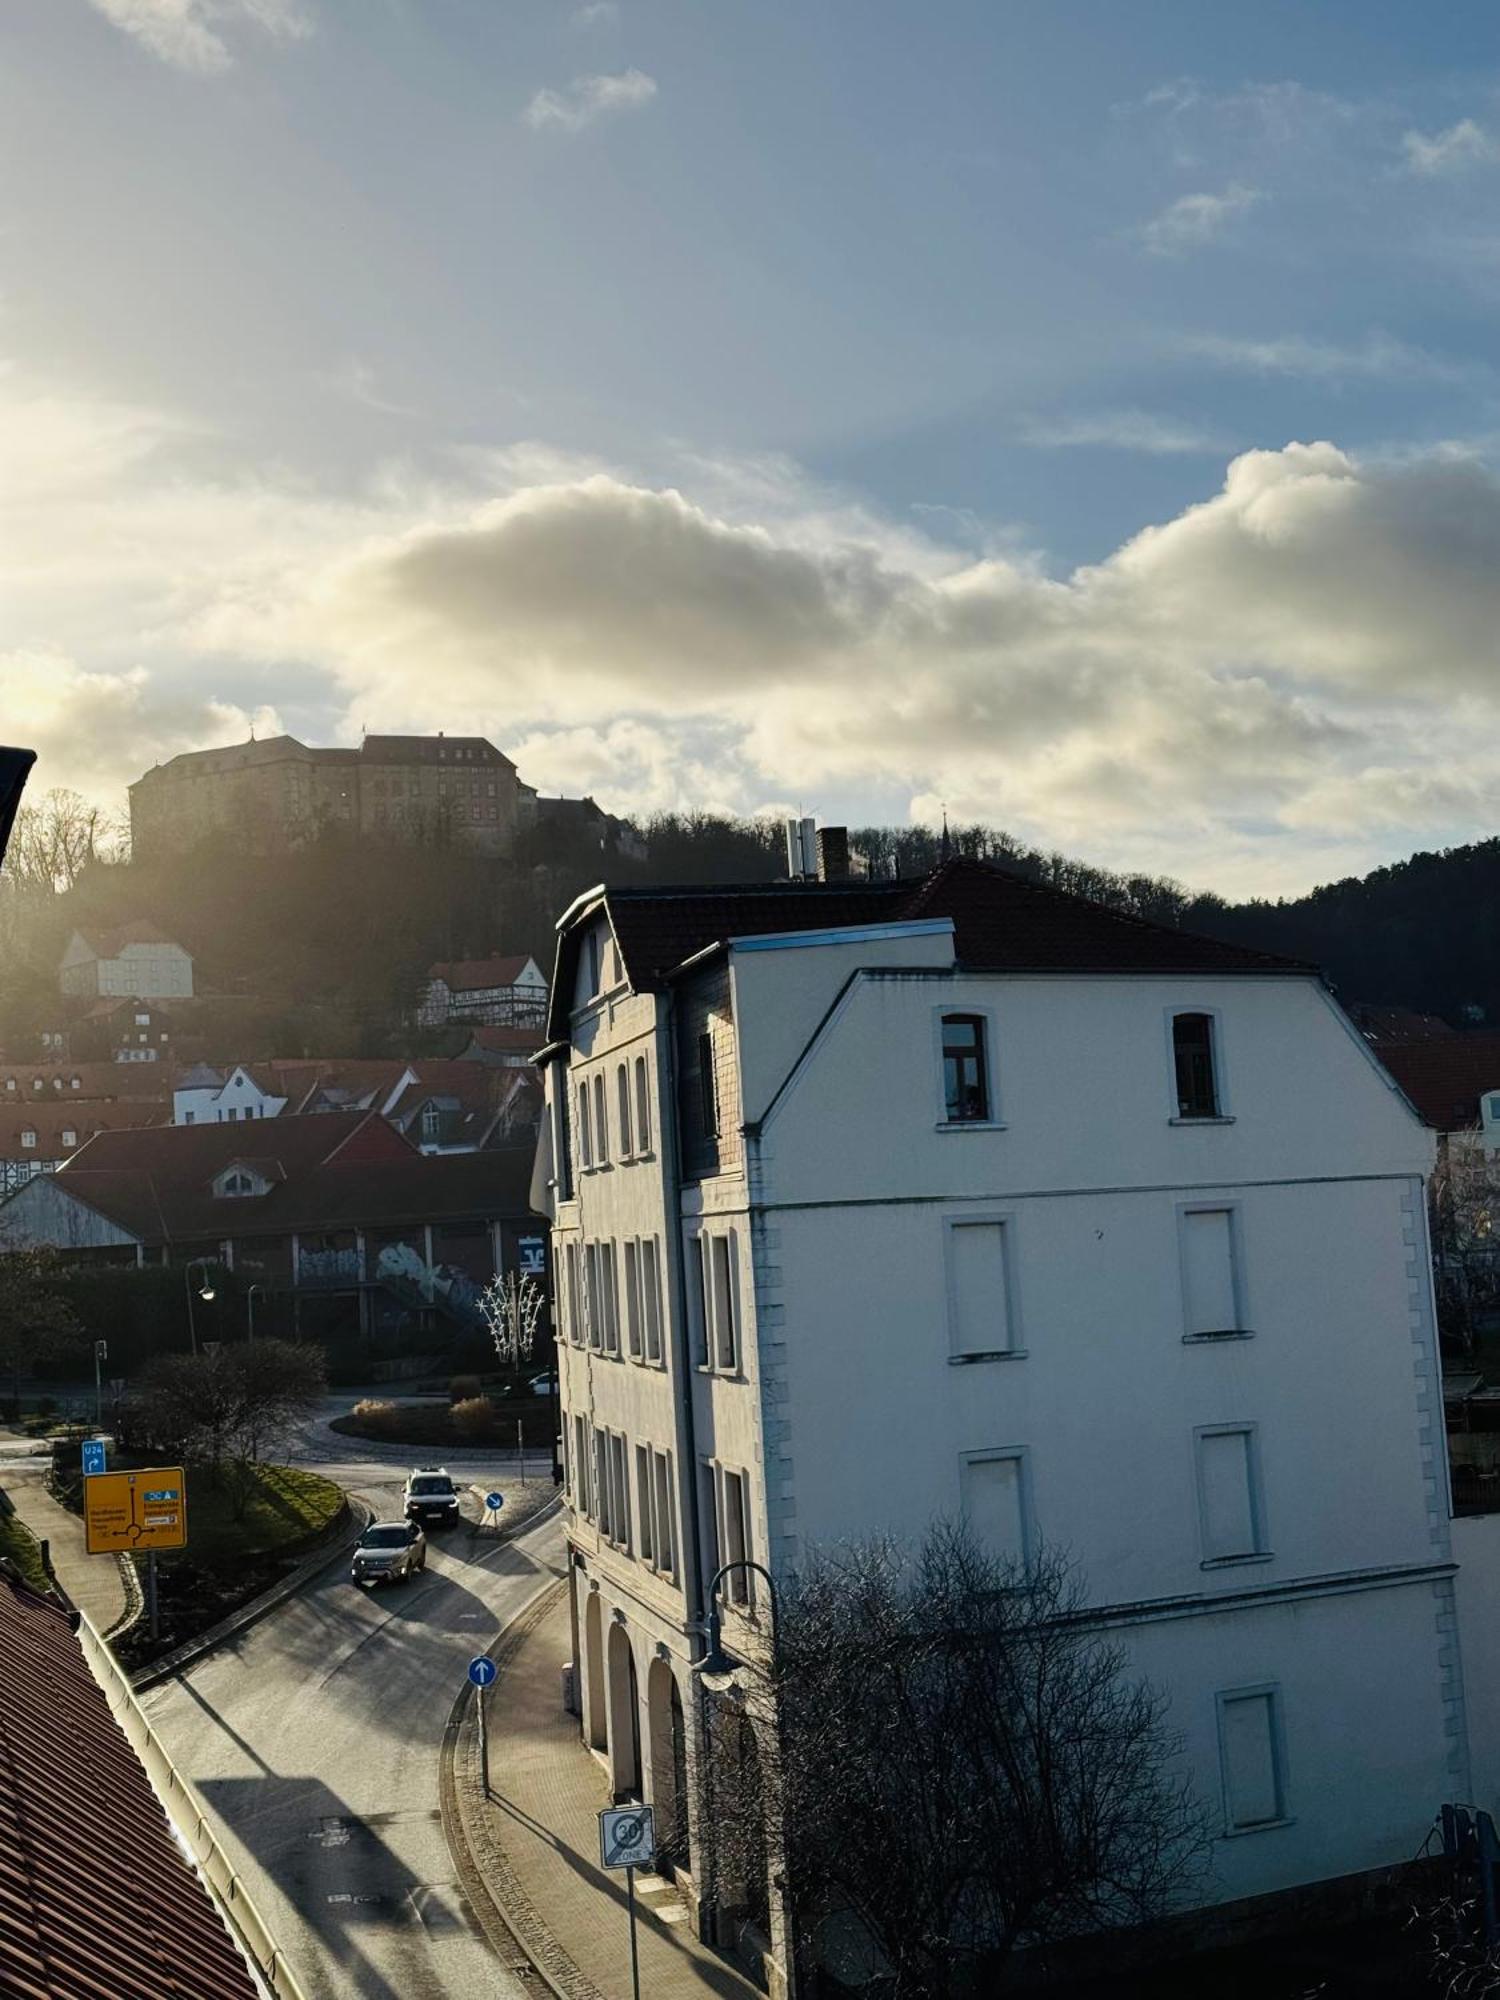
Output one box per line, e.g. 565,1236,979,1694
661,991,707,1642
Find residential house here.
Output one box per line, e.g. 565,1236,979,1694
1372,1032,1500,1149
538,856,1463,1993
58,922,194,1000
170,1056,540,1151
416,954,549,1030
456,1023,545,1069
0,1103,165,1195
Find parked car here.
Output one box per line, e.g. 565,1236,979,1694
404,1466,462,1528
351,1521,426,1587
528,1372,556,1397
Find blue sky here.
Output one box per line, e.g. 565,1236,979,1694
7,0,1500,895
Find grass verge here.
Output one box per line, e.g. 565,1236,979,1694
0,1511,52,1596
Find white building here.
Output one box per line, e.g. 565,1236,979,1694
58,922,194,1000
536,856,1465,1993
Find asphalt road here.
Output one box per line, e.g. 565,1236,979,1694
141,1440,568,2000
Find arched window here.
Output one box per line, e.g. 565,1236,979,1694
616,1063,633,1158
634,1054,651,1153
941,1014,989,1123
1172,1012,1219,1119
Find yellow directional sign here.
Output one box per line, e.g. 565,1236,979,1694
84,1466,188,1555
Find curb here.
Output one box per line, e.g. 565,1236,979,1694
439,1574,590,2000
132,1497,372,1693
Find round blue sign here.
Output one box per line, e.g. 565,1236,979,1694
485,1491,505,1513
468,1655,497,1688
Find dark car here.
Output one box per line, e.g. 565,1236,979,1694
404,1467,462,1528
351,1520,426,1587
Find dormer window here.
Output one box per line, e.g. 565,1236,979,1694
421,1104,440,1140
222,1171,255,1196
213,1161,272,1198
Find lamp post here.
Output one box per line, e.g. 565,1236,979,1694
184,1258,216,1359
247,1283,266,1345
693,1559,783,1960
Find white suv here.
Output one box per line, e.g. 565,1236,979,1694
404,1467,462,1530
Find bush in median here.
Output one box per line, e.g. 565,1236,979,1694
451,1396,497,1442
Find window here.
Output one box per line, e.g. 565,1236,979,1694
586,930,603,996
592,1072,609,1164
699,1461,721,1577
1217,1687,1289,1831
1489,1094,1500,1122
3,1081,12,1093
945,1217,1017,1359
585,1244,603,1350
709,1233,738,1371
641,1238,663,1363
135,1013,149,1027
599,1240,620,1355
31,1080,40,1094
608,1432,630,1549
61,1129,76,1148
697,1030,719,1139
691,1238,710,1367
556,1085,573,1200
594,1430,612,1537
722,1469,752,1605
69,1077,79,1091
578,1083,593,1169
960,1450,1029,1566
634,1055,651,1153
1172,1012,1220,1119
941,1014,990,1123
623,1240,642,1358
1181,1207,1245,1338
184,1111,195,1125
1196,1426,1267,1564
420,1104,440,1141
617,1064,633,1159
565,1241,582,1343
575,1416,593,1516
652,1451,674,1575
635,1445,654,1563
222,1170,254,1196
19,1130,35,1150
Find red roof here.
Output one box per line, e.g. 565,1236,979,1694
426,955,537,993
0,1568,258,1998
0,1062,173,1102
1372,1035,1500,1131
461,1025,542,1059
549,856,1310,1039
73,921,184,961
0,1104,163,1161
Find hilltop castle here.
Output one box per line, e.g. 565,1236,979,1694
129,733,639,861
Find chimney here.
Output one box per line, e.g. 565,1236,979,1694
816,826,850,882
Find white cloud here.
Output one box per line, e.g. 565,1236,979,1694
85,0,311,74
1182,329,1478,385
1019,410,1224,456
1137,183,1262,256
523,68,657,133
1402,119,1500,177
573,1,620,25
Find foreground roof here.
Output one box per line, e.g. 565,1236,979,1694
0,1568,259,1999
1372,1034,1500,1132
548,856,1311,1039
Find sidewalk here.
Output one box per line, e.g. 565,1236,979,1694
450,1585,760,2000
1,1465,130,1635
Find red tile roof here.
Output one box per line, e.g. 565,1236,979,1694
0,1104,163,1161
1371,1035,1500,1131
460,1025,543,1059
0,1568,259,1999
549,857,1310,1038
0,1062,173,1102
72,920,184,960
426,955,538,992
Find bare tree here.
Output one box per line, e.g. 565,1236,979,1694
1431,1138,1500,1359
713,1526,1209,1996
0,1248,85,1404
5,788,119,896
133,1340,326,1511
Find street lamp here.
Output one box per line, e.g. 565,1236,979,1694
184,1258,216,1359
694,1559,779,1688
247,1282,267,1344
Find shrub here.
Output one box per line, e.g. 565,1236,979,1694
449,1374,482,1405
451,1396,496,1442
352,1398,399,1436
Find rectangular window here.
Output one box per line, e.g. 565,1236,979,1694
556,1085,573,1201
700,1461,721,1578
722,1469,752,1605
575,1416,592,1517
1196,1426,1266,1563
653,1451,674,1574
617,1063,633,1159
691,1237,710,1367
946,1218,1015,1358
599,1241,620,1355
1218,1687,1288,1830
635,1055,651,1152
1181,1208,1242,1337
623,1240,642,1358
641,1238,663,1363
609,1432,630,1550
565,1241,582,1343
578,1084,593,1170
592,1072,609,1164
1173,1012,1220,1119
710,1234,738,1370
961,1451,1028,1566
595,1430,612,1538
941,1013,990,1123
635,1445,653,1563
698,1030,719,1139
585,1244,602,1350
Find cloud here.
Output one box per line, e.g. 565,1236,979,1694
1402,119,1500,177
573,1,620,25
1137,183,1262,256
85,0,310,73
523,68,657,133
1181,329,1479,385
1019,410,1224,456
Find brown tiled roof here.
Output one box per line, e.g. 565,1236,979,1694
0,1568,259,1999
360,734,513,767
461,1025,544,1059
0,1104,163,1162
0,1062,174,1102
73,920,184,960
549,857,1310,1038
1371,1035,1500,1131
1348,1003,1456,1045
426,955,537,992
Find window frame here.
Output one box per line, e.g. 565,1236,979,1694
577,1081,593,1171
634,1054,652,1155
703,1231,739,1373
1215,1683,1293,1835
616,1062,633,1160
932,1004,1004,1131
592,1071,609,1165
958,1445,1034,1568
1177,1200,1251,1342
943,1211,1024,1363
623,1239,643,1359
1167,1007,1233,1124
1193,1422,1271,1569
697,1029,720,1141
652,1449,675,1577
640,1237,663,1365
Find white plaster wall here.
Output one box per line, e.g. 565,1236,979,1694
100,945,195,999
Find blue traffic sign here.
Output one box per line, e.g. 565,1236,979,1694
81,1440,106,1477
485,1491,505,1513
468,1655,497,1689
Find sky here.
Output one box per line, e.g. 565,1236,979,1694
6,2,1500,898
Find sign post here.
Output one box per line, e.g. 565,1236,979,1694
81,1438,107,1479
599,1805,655,2000
92,1338,107,1433
83,1465,187,1639
469,1654,497,1797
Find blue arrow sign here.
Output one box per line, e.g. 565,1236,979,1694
468,1655,497,1689
81,1440,107,1477
485,1491,505,1513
